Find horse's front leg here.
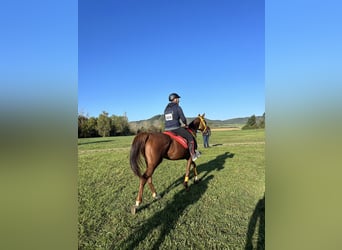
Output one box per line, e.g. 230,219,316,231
192,162,200,184
183,158,192,190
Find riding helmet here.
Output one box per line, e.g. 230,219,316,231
169,93,181,101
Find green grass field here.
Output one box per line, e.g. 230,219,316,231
78,129,265,249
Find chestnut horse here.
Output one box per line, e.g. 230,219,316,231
130,114,207,214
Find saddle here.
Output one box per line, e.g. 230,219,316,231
163,131,189,149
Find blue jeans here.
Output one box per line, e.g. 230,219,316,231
203,135,209,148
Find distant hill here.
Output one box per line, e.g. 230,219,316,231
129,114,263,133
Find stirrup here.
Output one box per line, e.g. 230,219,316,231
191,154,198,161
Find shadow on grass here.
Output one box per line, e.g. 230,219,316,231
135,152,234,213
78,139,113,145
116,152,233,250
245,194,265,250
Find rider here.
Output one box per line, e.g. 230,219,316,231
164,93,201,161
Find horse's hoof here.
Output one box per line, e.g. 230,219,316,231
194,179,200,184
131,205,138,215
154,194,161,200
183,182,189,190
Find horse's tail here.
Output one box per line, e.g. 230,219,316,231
130,132,149,177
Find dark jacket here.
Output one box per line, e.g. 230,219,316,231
164,102,187,131
202,127,211,136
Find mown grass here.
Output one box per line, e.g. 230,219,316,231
78,129,265,249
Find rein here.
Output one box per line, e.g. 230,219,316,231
187,128,197,138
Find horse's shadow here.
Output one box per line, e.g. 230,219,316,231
116,152,233,250
245,194,265,250
165,151,234,191
134,151,234,212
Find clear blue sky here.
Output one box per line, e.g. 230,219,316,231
78,0,264,121
1,1,342,248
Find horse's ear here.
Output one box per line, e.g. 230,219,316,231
202,113,205,117
198,114,201,117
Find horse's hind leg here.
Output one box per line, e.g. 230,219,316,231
135,175,147,207
134,167,156,207
131,175,147,215
148,176,161,200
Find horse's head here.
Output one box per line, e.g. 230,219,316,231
189,113,207,132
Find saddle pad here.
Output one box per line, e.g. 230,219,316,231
163,131,188,149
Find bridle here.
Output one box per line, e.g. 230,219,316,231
198,115,207,131
187,115,207,138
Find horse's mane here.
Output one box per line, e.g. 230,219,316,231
188,117,199,130
188,114,206,132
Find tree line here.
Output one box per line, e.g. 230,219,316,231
78,111,265,138
78,111,132,138
242,113,265,130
